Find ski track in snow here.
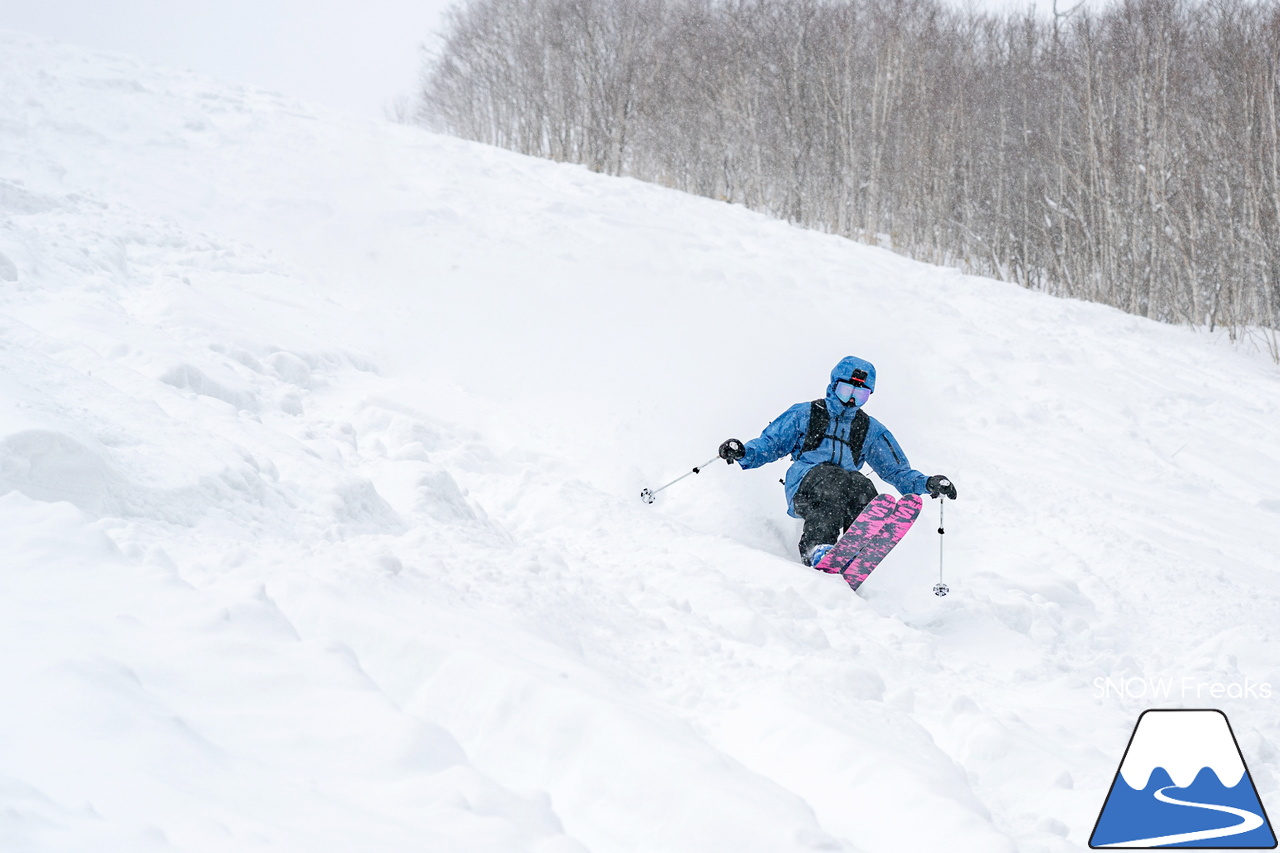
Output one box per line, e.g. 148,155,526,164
2,28,1279,853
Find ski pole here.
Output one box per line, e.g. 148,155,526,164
640,456,721,504
933,498,949,596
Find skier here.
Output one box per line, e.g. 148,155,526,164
718,356,956,568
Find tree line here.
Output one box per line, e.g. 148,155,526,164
418,0,1280,350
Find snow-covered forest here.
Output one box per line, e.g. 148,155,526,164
422,0,1280,348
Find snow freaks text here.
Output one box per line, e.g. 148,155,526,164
1094,677,1274,701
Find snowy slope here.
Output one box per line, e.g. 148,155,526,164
2,30,1279,853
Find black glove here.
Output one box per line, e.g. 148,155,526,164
926,475,957,500
719,438,746,463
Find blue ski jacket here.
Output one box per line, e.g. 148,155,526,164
737,356,929,517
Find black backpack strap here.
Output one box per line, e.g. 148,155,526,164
848,408,870,464
802,399,827,453
800,401,870,462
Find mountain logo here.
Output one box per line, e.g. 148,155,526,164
1090,709,1277,848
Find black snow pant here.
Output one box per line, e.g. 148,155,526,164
793,463,879,561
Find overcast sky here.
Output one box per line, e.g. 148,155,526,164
2,0,1070,121
0,0,457,119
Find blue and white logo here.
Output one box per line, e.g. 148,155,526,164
1091,709,1276,848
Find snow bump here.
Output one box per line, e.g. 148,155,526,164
0,429,122,515
158,363,258,412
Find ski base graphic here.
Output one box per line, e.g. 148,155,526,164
812,494,897,573
812,493,922,592
842,495,922,591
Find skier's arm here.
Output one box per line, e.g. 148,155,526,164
737,403,808,470
865,421,929,495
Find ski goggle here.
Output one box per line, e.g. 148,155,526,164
834,381,872,407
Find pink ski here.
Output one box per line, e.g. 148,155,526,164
812,494,898,573
842,494,923,591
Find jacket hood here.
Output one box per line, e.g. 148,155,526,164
826,356,877,409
